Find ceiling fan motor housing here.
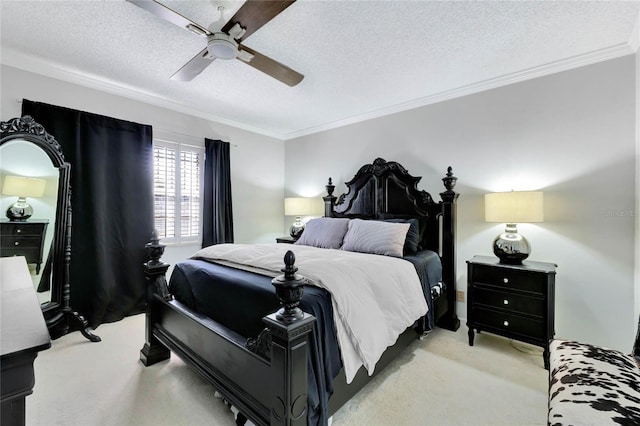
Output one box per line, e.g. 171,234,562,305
207,33,238,60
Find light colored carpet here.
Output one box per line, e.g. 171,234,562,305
27,314,547,426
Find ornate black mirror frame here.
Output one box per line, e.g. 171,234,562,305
1,116,99,342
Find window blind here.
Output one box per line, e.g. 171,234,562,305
153,140,203,243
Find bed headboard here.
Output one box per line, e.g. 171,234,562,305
323,158,460,331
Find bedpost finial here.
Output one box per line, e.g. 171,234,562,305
282,250,298,278
326,177,335,196
442,166,457,192
272,250,306,323
145,229,166,265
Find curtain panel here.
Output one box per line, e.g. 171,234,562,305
202,138,234,247
22,99,154,328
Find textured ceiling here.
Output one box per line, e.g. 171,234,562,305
1,1,639,139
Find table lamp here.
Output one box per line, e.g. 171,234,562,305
2,175,47,221
485,190,544,264
284,197,314,239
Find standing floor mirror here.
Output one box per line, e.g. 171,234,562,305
1,116,99,342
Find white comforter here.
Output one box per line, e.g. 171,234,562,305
192,243,427,383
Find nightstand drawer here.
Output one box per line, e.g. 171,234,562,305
473,265,546,294
0,223,44,237
0,247,40,262
471,307,545,340
472,286,545,318
1,236,42,249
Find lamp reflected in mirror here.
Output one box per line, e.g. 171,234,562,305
485,190,544,264
3,175,46,221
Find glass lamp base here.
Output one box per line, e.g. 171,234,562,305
289,217,305,239
6,197,33,221
493,224,530,265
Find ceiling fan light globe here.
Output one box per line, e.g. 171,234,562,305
207,33,238,60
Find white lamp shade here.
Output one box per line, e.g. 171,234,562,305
2,175,46,198
284,197,313,216
485,191,544,223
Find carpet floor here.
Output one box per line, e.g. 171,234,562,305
27,314,547,425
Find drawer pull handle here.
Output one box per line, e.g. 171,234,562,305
503,320,509,327
16,229,22,234
503,278,509,284
503,299,509,305
14,241,19,246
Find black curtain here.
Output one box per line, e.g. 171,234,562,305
22,100,154,328
202,138,233,247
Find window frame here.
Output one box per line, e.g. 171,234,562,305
153,138,205,246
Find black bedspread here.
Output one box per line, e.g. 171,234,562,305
404,250,443,331
169,250,441,425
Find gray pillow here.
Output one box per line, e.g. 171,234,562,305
383,218,421,254
341,219,410,257
294,217,350,249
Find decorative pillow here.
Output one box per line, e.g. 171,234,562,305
341,219,410,257
379,213,425,250
548,339,640,425
383,218,420,254
294,217,350,249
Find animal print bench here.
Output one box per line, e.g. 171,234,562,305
548,334,640,426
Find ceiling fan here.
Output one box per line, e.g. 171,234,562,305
126,0,303,86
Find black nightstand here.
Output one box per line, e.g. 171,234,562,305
466,255,557,369
0,220,49,274
276,236,297,244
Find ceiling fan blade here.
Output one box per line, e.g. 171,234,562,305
238,45,303,87
222,0,296,42
126,0,210,36
170,48,215,82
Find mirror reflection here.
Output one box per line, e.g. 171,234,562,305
0,139,59,304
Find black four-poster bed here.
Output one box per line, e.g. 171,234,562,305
140,158,460,425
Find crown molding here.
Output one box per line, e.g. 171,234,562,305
0,48,282,139
2,43,635,142
284,43,636,140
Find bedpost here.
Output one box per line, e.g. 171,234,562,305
437,167,460,331
140,231,171,366
265,251,315,426
323,177,337,217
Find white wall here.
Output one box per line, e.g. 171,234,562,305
285,55,638,351
1,65,286,268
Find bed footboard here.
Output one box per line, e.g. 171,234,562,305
139,234,316,426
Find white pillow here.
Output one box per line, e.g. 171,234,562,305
341,219,410,257
294,217,350,249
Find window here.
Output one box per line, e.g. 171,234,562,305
153,139,205,244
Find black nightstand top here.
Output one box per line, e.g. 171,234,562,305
467,255,557,274
276,236,298,244
0,219,49,224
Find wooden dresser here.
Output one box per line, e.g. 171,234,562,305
0,220,49,274
466,255,556,369
1,256,51,426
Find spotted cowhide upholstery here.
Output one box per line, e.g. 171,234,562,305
548,339,640,425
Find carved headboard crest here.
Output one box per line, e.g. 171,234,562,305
332,158,435,215
0,115,65,161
